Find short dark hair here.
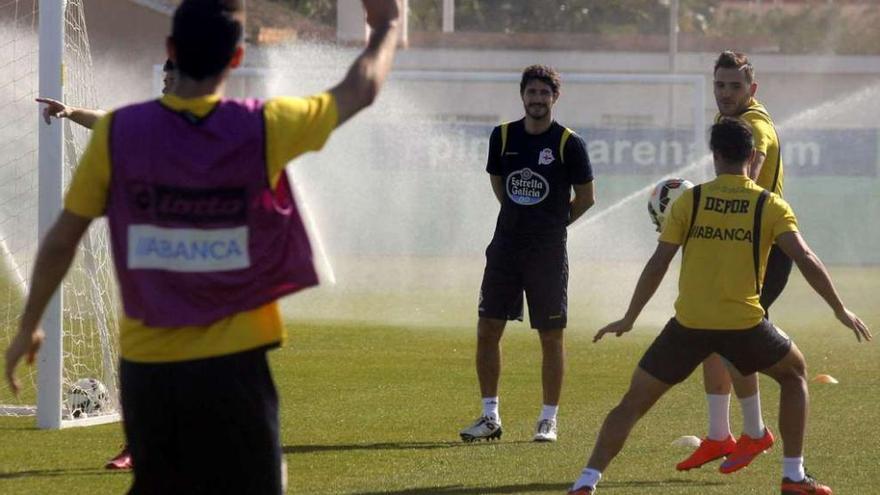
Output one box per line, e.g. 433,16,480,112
163,59,176,72
520,65,561,96
172,0,244,81
710,117,754,164
714,50,754,84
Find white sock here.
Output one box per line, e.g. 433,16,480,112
573,467,602,490
540,404,559,422
482,397,499,421
738,393,766,438
707,394,732,440
783,457,805,481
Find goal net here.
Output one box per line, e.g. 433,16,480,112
0,0,120,428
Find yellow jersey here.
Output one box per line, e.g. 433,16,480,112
659,175,798,329
64,92,338,362
716,98,784,196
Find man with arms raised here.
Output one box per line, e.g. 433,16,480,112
460,65,595,443
568,118,871,495
678,50,791,474
6,0,401,492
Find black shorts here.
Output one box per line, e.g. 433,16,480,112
478,237,568,330
121,345,282,495
638,318,792,385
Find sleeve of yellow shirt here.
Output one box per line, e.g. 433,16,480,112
658,190,692,245
63,112,113,218
768,194,799,239
742,112,774,155
264,92,338,188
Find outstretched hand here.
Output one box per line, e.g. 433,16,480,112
4,328,45,396
36,97,71,125
835,308,873,343
593,318,634,343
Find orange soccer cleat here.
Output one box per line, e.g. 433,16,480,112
675,435,736,471
719,428,775,474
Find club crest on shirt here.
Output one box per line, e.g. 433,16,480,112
538,148,555,166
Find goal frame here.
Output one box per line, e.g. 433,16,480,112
33,0,120,429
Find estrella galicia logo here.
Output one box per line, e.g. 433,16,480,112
538,148,555,165
507,168,549,205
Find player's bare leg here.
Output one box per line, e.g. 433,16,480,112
570,368,671,493
719,359,775,474
476,317,506,398
534,328,564,441
760,345,808,459
759,344,830,494
460,317,506,442
676,354,737,471
588,367,670,469
538,328,564,407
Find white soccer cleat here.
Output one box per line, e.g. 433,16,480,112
533,418,558,442
459,416,502,442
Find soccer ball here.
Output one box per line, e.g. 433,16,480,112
648,178,694,232
66,378,108,418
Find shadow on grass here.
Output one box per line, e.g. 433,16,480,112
352,478,727,494
353,482,569,494
0,468,128,480
0,426,39,431
284,440,532,454
601,479,729,490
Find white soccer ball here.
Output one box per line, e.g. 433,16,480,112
66,378,109,418
648,177,695,232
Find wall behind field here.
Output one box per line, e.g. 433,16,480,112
249,44,879,266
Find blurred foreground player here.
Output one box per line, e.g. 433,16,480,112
8,0,402,492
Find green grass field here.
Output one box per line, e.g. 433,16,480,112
1,266,878,494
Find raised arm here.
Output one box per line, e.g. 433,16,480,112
775,231,872,342
36,97,106,130
4,211,93,394
329,0,401,126
594,241,679,342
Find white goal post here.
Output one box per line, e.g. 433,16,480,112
0,0,121,429
36,0,67,431
37,0,120,430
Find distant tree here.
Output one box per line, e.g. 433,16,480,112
446,0,719,35
278,0,720,34
272,0,880,54
277,0,336,25
710,5,880,55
